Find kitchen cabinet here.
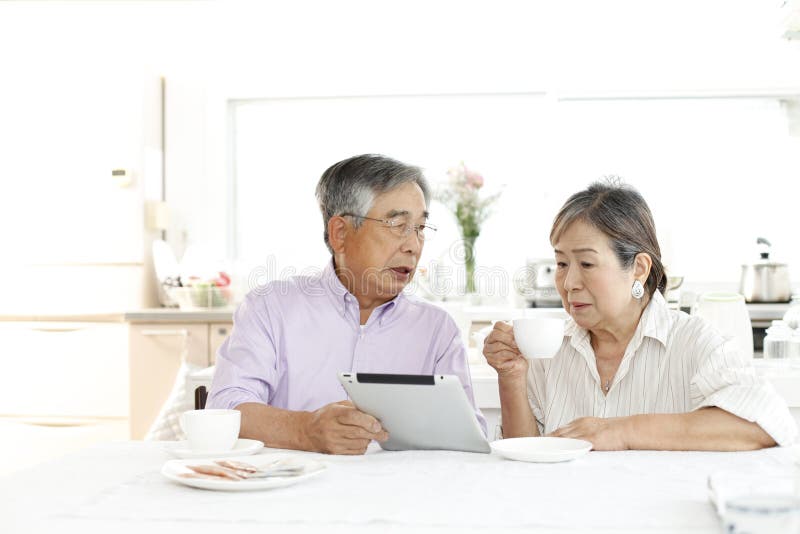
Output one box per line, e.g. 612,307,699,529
0,322,128,418
0,320,130,475
208,323,232,365
127,319,232,439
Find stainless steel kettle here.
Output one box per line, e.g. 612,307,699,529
739,237,792,303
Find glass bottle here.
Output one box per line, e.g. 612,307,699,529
783,295,800,329
790,331,800,364
763,320,792,360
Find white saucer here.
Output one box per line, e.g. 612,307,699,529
161,454,326,491
163,438,264,459
490,437,592,463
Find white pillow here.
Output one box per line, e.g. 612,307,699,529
144,360,203,441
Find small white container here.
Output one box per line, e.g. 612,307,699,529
763,320,793,360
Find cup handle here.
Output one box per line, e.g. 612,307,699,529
179,412,187,434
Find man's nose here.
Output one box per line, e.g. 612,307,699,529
400,229,423,255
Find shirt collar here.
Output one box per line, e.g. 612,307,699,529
637,290,672,347
564,290,673,350
321,259,349,316
321,258,405,326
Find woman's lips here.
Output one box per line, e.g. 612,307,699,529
570,302,590,311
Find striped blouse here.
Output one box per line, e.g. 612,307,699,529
526,291,798,446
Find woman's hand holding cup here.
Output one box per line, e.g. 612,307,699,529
482,321,528,381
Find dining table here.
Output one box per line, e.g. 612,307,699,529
1,440,797,534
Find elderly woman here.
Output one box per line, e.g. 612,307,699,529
484,181,797,450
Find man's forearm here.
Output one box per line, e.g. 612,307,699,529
498,377,539,438
236,402,313,451
624,407,776,451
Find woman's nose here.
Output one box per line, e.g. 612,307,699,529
563,266,582,291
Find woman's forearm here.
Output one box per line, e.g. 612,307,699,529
498,377,539,438
624,407,776,451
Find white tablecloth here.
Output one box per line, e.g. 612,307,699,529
0,441,796,533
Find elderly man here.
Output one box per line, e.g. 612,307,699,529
207,154,485,454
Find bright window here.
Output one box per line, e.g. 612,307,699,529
232,94,800,289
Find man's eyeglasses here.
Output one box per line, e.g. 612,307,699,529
342,213,437,241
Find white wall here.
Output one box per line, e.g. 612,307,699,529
2,1,799,310
0,2,170,312
162,0,800,294
229,95,800,298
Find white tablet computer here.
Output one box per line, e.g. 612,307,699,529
338,373,490,454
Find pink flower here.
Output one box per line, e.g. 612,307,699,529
465,169,484,189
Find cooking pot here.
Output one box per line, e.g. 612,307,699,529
739,238,791,303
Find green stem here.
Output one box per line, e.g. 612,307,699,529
463,234,477,294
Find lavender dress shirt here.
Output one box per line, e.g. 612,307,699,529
207,260,486,435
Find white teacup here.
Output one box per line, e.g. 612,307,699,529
512,315,565,359
180,409,241,452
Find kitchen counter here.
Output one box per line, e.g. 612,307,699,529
0,312,125,322
124,308,236,323
124,305,529,326
0,308,234,323
3,298,787,325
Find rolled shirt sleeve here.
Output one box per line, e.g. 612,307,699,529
690,338,798,447
207,292,278,410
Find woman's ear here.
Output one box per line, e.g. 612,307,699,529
328,216,348,254
634,252,653,282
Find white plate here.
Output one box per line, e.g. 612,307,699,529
162,438,264,459
490,437,592,463
161,454,326,491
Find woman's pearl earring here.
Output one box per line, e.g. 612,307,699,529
631,280,645,299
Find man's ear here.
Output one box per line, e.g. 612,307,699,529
634,252,652,282
328,216,348,254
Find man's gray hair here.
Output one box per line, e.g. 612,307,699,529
315,154,430,253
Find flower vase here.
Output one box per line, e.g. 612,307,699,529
463,234,477,295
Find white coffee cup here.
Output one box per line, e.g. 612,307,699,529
512,315,565,359
180,409,241,452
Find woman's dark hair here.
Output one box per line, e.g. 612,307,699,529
550,177,667,298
